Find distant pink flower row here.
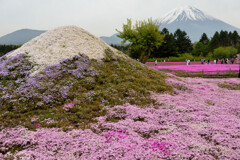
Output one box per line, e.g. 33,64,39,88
151,64,239,72
146,60,240,66
146,61,204,65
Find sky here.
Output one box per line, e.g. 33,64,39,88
0,0,240,37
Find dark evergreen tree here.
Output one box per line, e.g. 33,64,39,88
209,31,220,51
161,28,169,34
174,29,192,54
219,30,230,46
192,42,208,57
229,30,240,46
152,28,178,58
199,33,209,45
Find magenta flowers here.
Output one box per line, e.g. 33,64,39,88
0,54,240,159
1,75,239,160
63,103,75,111
153,64,239,72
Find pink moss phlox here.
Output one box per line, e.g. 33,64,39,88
36,123,41,128
150,63,239,75
104,129,129,143
63,102,75,111
1,73,240,159
143,139,172,155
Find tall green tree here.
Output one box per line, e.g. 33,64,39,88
199,33,209,45
174,29,192,54
209,31,220,51
152,28,178,58
229,30,240,46
116,18,165,63
192,42,208,57
219,30,230,46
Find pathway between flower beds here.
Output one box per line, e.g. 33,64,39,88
0,76,240,159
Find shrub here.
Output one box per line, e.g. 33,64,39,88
213,46,237,59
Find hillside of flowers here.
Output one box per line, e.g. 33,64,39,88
0,26,239,159
0,49,171,129
0,72,239,159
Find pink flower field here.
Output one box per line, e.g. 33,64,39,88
146,61,204,66
1,76,240,159
153,64,239,72
147,61,240,76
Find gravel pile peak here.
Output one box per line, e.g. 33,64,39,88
7,25,117,75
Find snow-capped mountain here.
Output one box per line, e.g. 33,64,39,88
101,6,240,44
158,6,240,42
159,6,215,24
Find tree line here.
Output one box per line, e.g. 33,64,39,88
192,30,240,58
0,45,21,57
113,18,240,62
151,28,192,58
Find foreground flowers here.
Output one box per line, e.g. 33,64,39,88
0,76,239,159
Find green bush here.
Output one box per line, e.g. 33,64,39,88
226,46,238,58
149,53,197,62
213,46,237,59
213,47,229,59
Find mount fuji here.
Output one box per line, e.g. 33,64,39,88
100,6,240,44
158,6,240,42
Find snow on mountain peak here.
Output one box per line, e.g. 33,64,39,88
159,6,215,24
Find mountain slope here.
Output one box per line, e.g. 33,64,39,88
158,6,240,42
100,33,122,45
0,29,46,45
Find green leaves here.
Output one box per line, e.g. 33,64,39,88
213,46,237,59
116,18,165,63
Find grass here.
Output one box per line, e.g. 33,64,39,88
158,69,239,78
0,50,172,130
218,82,240,90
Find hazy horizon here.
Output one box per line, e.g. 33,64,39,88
0,0,240,37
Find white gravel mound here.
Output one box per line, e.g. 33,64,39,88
7,25,118,75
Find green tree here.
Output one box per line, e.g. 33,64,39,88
192,42,208,57
229,30,240,46
116,18,165,63
152,28,178,58
209,31,220,51
199,33,209,45
219,30,230,46
174,29,192,54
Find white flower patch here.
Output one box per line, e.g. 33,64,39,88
7,26,118,75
